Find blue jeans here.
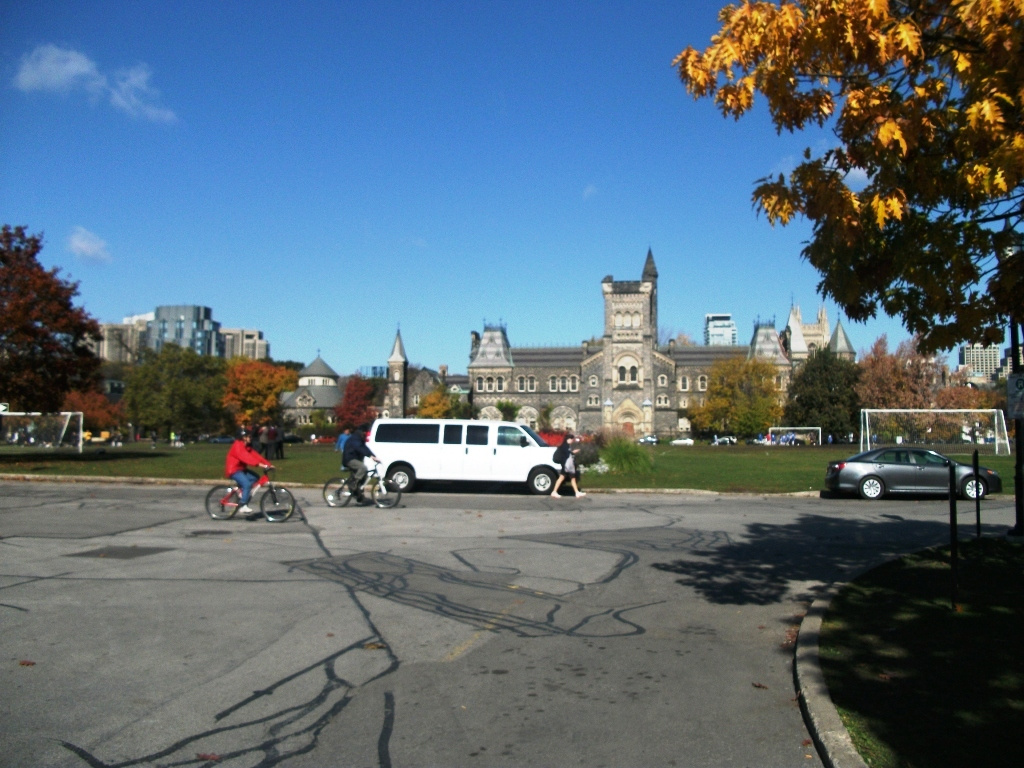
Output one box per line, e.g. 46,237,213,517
231,469,259,504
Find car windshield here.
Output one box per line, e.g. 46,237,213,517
521,425,548,447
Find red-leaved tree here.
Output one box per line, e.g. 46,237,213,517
334,375,377,430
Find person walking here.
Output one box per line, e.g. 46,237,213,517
551,433,585,499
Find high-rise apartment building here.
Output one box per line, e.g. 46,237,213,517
704,314,738,346
958,343,1002,381
221,328,270,360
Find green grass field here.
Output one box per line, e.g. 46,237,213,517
0,441,1014,494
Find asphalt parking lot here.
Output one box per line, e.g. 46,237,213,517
2,480,1015,767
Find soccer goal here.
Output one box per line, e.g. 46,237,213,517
860,409,1011,455
768,427,822,445
0,411,84,453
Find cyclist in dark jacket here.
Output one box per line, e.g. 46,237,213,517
342,427,380,498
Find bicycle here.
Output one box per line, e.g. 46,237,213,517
322,463,401,509
205,468,296,522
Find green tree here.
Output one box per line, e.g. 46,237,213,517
784,349,861,440
122,345,228,438
494,399,521,422
1,225,101,411
676,1,1024,352
689,357,782,436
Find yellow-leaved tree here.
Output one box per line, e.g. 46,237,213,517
688,356,783,435
223,359,298,427
676,0,1024,351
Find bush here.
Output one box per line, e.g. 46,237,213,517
576,440,600,467
601,436,654,475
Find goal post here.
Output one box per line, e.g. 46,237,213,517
860,409,1010,455
0,411,84,453
768,427,822,445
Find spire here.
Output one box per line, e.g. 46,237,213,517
388,329,407,363
829,319,856,360
786,305,808,356
642,248,658,280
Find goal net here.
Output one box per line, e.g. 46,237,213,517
768,427,822,445
0,412,84,453
860,409,1010,455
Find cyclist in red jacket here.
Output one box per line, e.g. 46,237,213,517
225,428,273,514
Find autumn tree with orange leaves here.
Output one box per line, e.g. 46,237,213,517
222,359,298,428
676,0,1024,352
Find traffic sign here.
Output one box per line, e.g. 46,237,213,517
0,403,8,413
1009,373,1024,420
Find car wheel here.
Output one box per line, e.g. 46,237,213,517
385,464,416,492
961,477,987,500
527,468,556,495
859,476,885,500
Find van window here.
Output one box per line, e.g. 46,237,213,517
375,423,440,443
443,424,463,444
466,425,489,445
498,426,523,446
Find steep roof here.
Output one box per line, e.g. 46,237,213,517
829,319,857,358
468,325,514,368
642,248,658,280
786,305,808,356
748,324,789,363
298,356,339,380
388,330,407,364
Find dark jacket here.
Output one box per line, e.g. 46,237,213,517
342,431,374,464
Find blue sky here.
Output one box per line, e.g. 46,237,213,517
2,0,941,375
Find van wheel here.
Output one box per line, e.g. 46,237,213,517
386,464,416,492
528,468,556,495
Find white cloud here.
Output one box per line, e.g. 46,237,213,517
67,227,112,264
14,44,176,123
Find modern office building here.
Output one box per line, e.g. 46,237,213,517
145,305,223,356
704,314,738,346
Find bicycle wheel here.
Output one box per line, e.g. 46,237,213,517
206,484,240,519
323,476,353,507
261,486,295,522
372,478,401,509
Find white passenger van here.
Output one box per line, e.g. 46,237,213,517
367,419,559,494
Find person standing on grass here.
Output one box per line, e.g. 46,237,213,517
551,433,585,499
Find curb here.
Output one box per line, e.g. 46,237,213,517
795,593,869,768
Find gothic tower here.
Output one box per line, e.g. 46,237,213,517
384,329,408,417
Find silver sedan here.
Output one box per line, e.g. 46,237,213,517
825,447,1002,500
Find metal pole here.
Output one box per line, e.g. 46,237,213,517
974,449,981,539
1010,320,1024,537
949,460,959,610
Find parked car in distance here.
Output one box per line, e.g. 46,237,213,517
711,436,737,446
282,434,304,443
637,435,659,445
825,447,1002,500
208,435,234,444
670,437,694,446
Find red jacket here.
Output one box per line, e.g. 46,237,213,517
225,440,267,477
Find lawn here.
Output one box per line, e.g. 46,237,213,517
820,537,1024,768
0,441,1015,495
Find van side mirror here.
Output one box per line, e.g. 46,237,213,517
520,436,528,447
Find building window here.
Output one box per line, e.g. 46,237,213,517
528,376,536,392
589,375,598,388
570,375,578,392
486,377,494,392
559,376,567,392
548,376,556,392
657,374,668,387
698,375,707,391
413,394,420,406
587,394,600,406
476,377,484,392
656,394,670,407
680,397,688,408
517,376,525,392
497,376,504,392
679,376,689,391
